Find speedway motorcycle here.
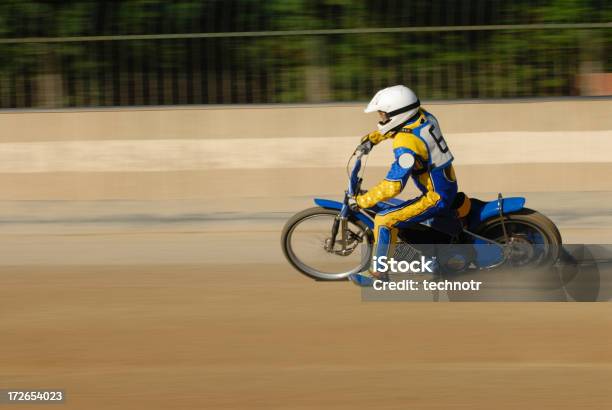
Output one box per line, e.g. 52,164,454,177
281,146,562,281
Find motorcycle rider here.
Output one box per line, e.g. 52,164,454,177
348,85,459,286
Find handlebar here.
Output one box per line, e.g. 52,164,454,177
347,146,366,197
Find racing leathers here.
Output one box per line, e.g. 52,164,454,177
356,108,458,273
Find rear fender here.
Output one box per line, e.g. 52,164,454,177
469,197,526,229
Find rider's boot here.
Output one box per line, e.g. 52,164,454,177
348,269,389,287
349,226,395,287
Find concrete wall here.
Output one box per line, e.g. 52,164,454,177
1,98,611,142
0,98,610,200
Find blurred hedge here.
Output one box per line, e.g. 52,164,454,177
0,0,610,107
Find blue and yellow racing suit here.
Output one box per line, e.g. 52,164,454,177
356,109,458,265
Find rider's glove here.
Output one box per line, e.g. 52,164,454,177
360,131,381,144
348,197,360,212
356,140,373,155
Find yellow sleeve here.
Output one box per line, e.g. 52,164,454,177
355,180,402,209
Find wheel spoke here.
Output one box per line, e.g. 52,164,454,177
284,211,371,280
480,218,550,268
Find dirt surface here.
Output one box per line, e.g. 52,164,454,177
2,263,612,409
1,191,612,409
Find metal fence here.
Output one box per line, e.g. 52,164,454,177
0,1,610,108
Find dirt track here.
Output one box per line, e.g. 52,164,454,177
2,191,612,409
2,263,612,409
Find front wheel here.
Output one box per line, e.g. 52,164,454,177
477,208,562,268
281,207,373,280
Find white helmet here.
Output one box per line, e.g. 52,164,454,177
365,85,420,134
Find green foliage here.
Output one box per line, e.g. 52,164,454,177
0,0,609,107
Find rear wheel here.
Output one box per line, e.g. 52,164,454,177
281,207,373,280
477,208,561,268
